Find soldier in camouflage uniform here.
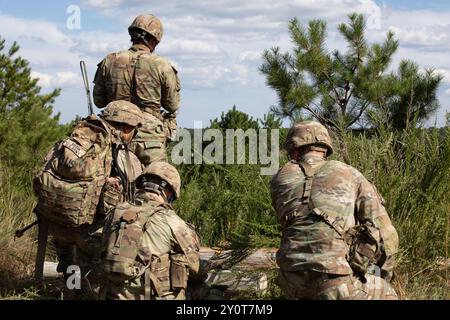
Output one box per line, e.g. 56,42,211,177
93,14,180,167
35,100,144,299
270,121,399,300
100,162,200,300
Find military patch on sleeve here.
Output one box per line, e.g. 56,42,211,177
62,140,86,158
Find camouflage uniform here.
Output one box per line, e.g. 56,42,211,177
93,14,180,166
270,121,399,300
101,162,200,300
35,101,144,299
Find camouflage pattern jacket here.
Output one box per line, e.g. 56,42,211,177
270,154,399,275
102,193,200,300
93,43,180,115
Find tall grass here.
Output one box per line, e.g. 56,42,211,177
0,165,37,294
175,126,449,299
334,126,449,299
174,163,280,248
0,126,448,299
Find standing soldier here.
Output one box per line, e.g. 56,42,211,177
93,14,180,167
270,121,399,300
100,162,200,300
33,100,144,299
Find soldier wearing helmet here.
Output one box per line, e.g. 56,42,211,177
270,121,399,300
100,162,200,300
93,13,180,167
99,100,145,215
34,100,145,299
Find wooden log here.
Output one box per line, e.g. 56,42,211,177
199,247,278,270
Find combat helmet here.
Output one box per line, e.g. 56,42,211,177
136,161,181,200
128,14,163,43
101,100,143,127
285,121,333,156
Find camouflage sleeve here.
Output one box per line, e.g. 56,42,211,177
160,63,180,114
166,211,200,274
355,174,399,272
93,59,108,108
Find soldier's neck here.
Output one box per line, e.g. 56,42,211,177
299,151,326,165
135,190,165,205
131,43,151,52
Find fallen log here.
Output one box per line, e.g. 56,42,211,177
199,247,278,270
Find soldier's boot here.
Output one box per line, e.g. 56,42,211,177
55,240,77,273
316,273,398,300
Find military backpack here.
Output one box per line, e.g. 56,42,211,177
33,116,113,227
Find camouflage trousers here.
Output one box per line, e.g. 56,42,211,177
49,221,104,299
130,111,168,167
277,270,398,300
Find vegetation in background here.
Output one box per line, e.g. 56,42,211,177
0,36,69,297
175,109,449,299
1,14,449,300
260,13,443,131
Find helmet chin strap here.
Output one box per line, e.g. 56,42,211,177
140,180,173,203
131,29,156,51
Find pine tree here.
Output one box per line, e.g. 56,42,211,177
210,105,260,130
0,36,70,173
259,112,283,129
370,60,442,130
260,13,442,131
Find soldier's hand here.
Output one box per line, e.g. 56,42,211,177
106,177,121,190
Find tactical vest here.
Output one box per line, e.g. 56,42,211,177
101,201,190,299
33,116,113,227
284,160,383,276
99,48,178,143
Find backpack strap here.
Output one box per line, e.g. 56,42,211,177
311,207,347,239
130,51,144,105
292,161,349,241
144,268,163,299
284,160,327,224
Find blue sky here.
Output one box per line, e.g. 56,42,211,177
1,0,449,127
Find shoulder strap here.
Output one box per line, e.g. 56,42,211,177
130,51,144,105
298,161,348,239
297,160,327,205
283,161,328,224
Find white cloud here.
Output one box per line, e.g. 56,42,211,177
182,64,249,88
163,39,220,55
0,14,80,69
0,14,74,47
239,51,261,62
84,0,124,9
2,1,450,126
389,26,448,47
31,71,80,88
435,69,450,84
30,72,53,88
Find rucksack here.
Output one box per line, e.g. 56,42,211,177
101,201,170,283
33,116,113,227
